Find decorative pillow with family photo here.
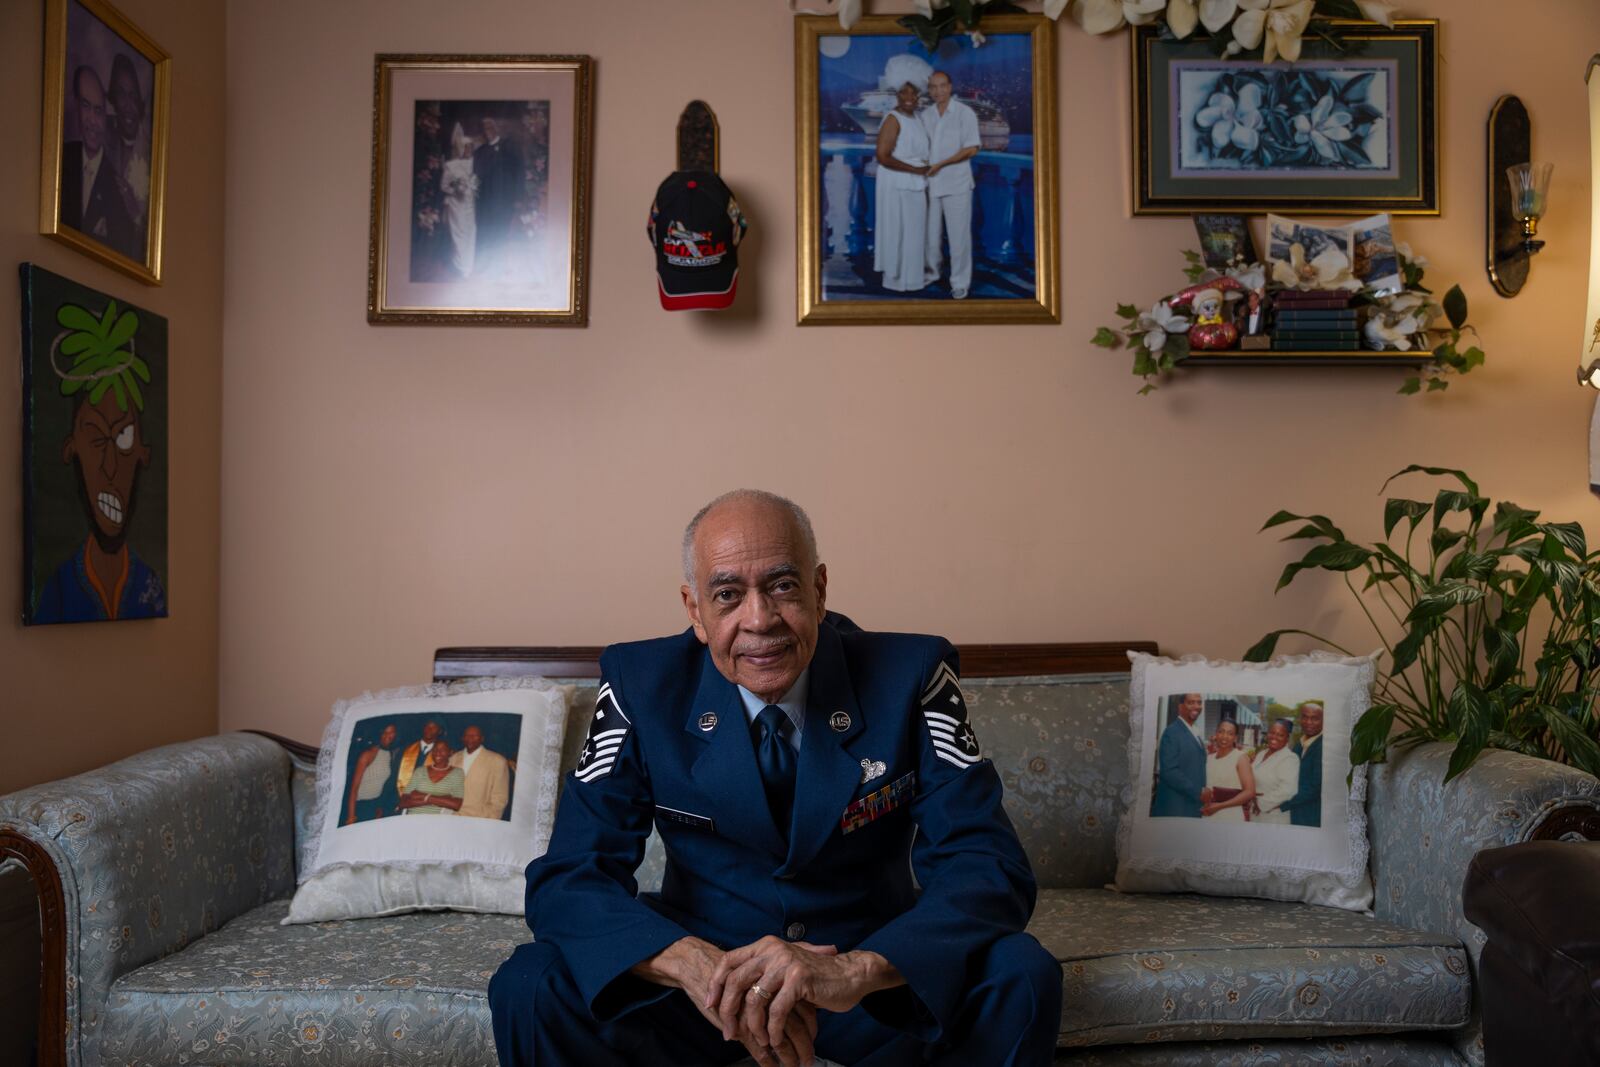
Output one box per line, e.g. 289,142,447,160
1114,650,1376,911
285,676,572,923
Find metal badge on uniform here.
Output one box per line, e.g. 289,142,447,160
656,804,716,832
829,710,851,732
859,758,886,784
697,711,718,732
840,771,915,835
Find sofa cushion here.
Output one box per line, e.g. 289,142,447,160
1054,1035,1466,1064
101,899,518,1065
1037,888,1471,1048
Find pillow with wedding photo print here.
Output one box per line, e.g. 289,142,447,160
285,676,572,923
1115,651,1376,911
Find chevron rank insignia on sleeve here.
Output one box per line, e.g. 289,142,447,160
920,660,981,769
574,682,630,782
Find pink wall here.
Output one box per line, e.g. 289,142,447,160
221,1,1600,742
2,0,225,790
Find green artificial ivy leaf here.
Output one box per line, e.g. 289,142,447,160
1116,303,1140,320
1092,327,1120,348
1426,378,1449,392
1461,346,1485,371
1398,377,1421,395
1137,383,1157,396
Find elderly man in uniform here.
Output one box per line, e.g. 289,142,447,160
489,490,1060,1066
920,70,982,300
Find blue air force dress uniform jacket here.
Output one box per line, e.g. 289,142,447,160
507,621,1042,1057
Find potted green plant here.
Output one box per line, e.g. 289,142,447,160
1247,465,1600,781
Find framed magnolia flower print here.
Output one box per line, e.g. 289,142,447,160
1131,20,1439,215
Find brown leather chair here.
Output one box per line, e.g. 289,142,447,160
1462,840,1600,1067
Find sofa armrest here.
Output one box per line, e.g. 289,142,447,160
0,732,296,1067
1367,741,1600,936
1367,742,1600,1065
1463,841,1600,1067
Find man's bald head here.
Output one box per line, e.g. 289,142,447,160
681,489,818,592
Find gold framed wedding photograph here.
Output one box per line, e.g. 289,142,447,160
39,0,171,286
367,54,595,325
795,14,1058,326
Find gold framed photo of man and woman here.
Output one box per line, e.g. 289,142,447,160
795,15,1058,325
38,0,170,286
366,54,595,325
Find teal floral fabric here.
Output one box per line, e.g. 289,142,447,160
0,733,296,1067
101,899,516,1065
964,675,1132,890
1367,741,1600,1066
1033,888,1469,1047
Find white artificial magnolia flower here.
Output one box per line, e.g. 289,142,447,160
1195,82,1265,152
1199,0,1241,33
1227,263,1267,291
1395,241,1428,269
1355,0,1398,26
1072,0,1166,35
1364,309,1422,350
1271,242,1361,291
1044,0,1071,18
1293,93,1355,161
1138,301,1192,350
1166,0,1199,38
838,0,862,29
1232,0,1314,62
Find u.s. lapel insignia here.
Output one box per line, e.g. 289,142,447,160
697,711,717,732
859,758,886,784
829,710,851,732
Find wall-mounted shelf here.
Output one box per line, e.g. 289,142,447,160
1184,349,1430,368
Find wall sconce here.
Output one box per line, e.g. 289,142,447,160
1488,96,1551,298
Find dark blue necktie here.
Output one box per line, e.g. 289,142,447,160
753,706,797,837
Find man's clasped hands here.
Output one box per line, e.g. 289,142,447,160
632,934,904,1067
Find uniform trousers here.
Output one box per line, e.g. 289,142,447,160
489,932,1061,1067
924,191,973,296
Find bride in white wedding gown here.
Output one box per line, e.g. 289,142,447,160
442,122,478,277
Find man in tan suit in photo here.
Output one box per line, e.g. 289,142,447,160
451,724,511,820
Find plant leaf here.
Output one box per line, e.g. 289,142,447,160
1351,702,1397,766
1243,628,1331,662
1383,498,1430,538
1406,580,1486,623
1538,705,1600,779
1537,521,1588,558
1391,616,1442,673
1116,303,1140,320
1444,682,1492,782
1442,284,1468,331
1398,377,1421,395
1092,327,1120,348
1383,464,1480,498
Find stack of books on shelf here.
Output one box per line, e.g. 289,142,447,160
1271,290,1363,351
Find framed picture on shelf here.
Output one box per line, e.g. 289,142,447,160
367,54,594,325
795,14,1058,325
1193,213,1257,269
1132,20,1439,216
38,0,170,285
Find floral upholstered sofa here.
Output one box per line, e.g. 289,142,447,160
4,642,1598,1067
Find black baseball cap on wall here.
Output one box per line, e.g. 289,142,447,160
646,171,747,310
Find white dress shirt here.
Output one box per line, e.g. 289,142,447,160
737,671,809,752
920,98,980,197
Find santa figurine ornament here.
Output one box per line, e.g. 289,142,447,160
1169,276,1245,350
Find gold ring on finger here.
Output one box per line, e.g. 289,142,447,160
749,983,773,1000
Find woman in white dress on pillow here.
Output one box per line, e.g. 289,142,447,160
442,122,479,278
873,80,931,293
1201,720,1257,822
1251,718,1302,825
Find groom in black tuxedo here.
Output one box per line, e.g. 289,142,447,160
1279,701,1324,827
473,115,524,272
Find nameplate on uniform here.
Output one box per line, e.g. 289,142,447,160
655,805,715,832
840,771,915,835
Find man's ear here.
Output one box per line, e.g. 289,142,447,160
813,563,828,617
681,585,708,644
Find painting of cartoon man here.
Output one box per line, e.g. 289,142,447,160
23,264,167,625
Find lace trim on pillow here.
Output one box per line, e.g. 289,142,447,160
1116,650,1376,889
299,676,572,885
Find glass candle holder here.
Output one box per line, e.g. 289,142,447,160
1508,161,1554,220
